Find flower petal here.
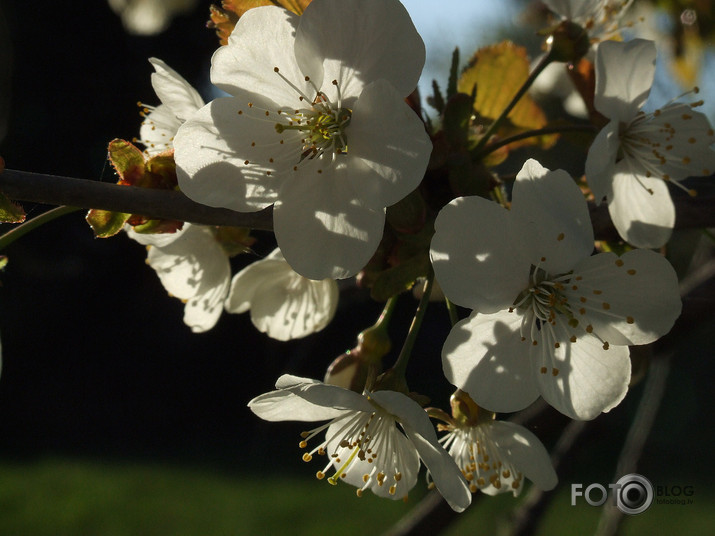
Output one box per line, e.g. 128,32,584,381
225,256,292,314
569,249,681,345
211,6,307,107
139,104,182,156
274,162,385,280
371,390,471,512
637,104,715,181
608,165,675,248
512,159,594,274
347,79,431,209
249,274,338,341
144,225,230,333
325,416,420,500
487,421,557,491
126,224,186,248
431,196,529,312
294,0,425,98
249,375,373,421
533,333,631,420
174,97,285,212
585,119,620,202
441,310,540,413
594,39,655,122
184,275,230,333
148,57,204,123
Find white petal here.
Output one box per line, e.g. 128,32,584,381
608,165,675,248
145,225,230,331
174,97,284,212
594,39,655,122
274,162,385,280
542,0,592,20
636,105,715,180
533,334,631,420
148,57,204,122
184,274,229,333
371,390,471,512
225,255,293,314
430,196,529,312
294,0,425,98
569,249,681,345
347,79,431,209
487,421,557,491
139,104,182,155
442,310,540,413
512,159,593,274
248,388,347,422
250,275,338,341
211,7,307,108
249,376,373,422
126,223,187,247
584,120,620,202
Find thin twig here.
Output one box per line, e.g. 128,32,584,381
594,355,672,536
506,419,589,536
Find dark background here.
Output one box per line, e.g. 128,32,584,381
0,0,712,499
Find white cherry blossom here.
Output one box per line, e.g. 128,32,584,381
248,374,471,511
128,224,230,332
430,159,681,420
585,39,715,248
173,0,431,280
137,58,205,156
543,0,634,44
431,393,556,496
108,0,198,36
225,248,338,340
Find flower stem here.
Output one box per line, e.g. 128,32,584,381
0,205,80,251
470,49,556,157
475,123,597,158
376,295,399,329
445,298,459,328
392,270,434,379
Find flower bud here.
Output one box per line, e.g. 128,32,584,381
546,20,591,64
450,389,495,427
324,323,391,392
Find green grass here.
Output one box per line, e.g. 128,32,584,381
0,458,418,536
446,485,715,536
0,458,712,535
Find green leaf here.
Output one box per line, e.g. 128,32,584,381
458,41,557,150
107,139,146,185
443,92,476,148
86,209,131,238
0,192,26,223
447,47,460,100
427,79,445,114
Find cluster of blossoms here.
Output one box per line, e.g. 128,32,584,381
130,57,338,337
78,0,713,513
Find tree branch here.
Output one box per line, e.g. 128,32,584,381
0,169,274,230
2,169,715,238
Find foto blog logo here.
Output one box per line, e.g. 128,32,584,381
571,474,653,515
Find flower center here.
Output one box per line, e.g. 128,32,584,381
272,68,352,162
441,425,524,494
512,266,577,335
298,407,407,498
